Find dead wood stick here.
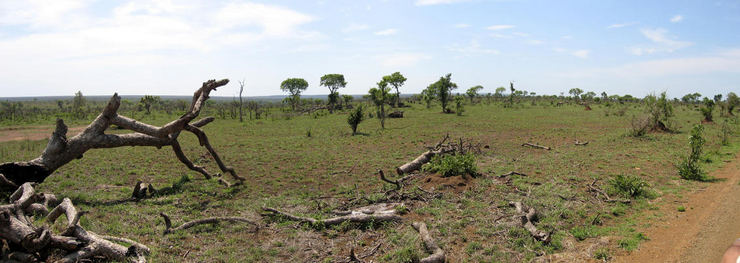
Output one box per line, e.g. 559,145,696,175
587,179,630,204
262,203,402,226
412,222,445,263
575,140,589,146
509,202,551,243
522,142,551,150
378,170,400,190
159,212,258,235
500,171,528,177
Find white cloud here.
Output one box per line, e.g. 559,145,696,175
449,40,500,55
670,15,683,23
525,39,544,45
607,22,637,29
415,0,470,6
342,23,369,33
374,28,398,36
378,53,431,67
487,24,515,30
571,49,590,58
454,23,471,28
630,28,692,55
215,2,316,37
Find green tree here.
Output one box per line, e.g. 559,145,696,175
280,78,309,111
421,87,435,109
466,85,483,104
494,87,506,97
569,88,583,100
368,80,391,129
428,73,457,113
700,97,715,122
727,92,739,116
681,92,702,104
382,72,407,107
342,94,354,109
139,95,161,115
454,95,465,116
678,124,707,181
644,92,673,131
320,74,346,113
72,91,87,119
347,105,365,135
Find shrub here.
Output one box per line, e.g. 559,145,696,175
347,105,365,135
699,97,714,122
423,153,478,177
721,119,733,146
678,124,707,181
644,92,673,131
629,115,650,137
454,96,465,116
608,174,649,198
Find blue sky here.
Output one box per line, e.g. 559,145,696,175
1,0,739,98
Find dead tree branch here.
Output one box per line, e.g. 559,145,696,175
575,140,589,146
587,179,631,204
412,222,445,263
0,79,244,187
509,201,551,243
262,203,402,226
159,212,258,235
0,183,149,262
500,171,528,177
522,143,551,150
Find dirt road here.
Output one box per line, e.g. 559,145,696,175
616,154,740,263
0,125,85,143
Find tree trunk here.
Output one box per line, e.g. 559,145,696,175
0,79,244,187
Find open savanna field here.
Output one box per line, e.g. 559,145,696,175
1,98,739,262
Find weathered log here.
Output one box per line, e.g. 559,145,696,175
522,142,551,150
262,203,403,226
412,222,445,263
0,79,244,187
395,149,442,175
159,212,258,235
0,183,149,262
509,201,551,243
575,140,589,146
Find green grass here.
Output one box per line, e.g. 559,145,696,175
1,99,739,262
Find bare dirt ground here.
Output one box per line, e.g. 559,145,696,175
0,125,85,142
616,153,740,263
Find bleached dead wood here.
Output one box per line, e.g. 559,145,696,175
522,143,551,150
262,203,403,226
509,201,551,243
0,183,149,262
0,79,244,187
412,222,445,263
575,140,589,146
158,212,258,235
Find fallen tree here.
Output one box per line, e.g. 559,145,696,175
159,212,258,235
522,142,551,150
412,222,445,263
509,201,551,243
0,79,244,187
262,203,403,226
0,183,149,262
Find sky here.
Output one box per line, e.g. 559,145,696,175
1,0,739,99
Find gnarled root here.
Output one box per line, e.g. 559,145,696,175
412,222,445,263
0,183,149,262
262,203,403,226
509,201,551,243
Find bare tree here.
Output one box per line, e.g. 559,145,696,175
238,79,245,122
0,79,244,187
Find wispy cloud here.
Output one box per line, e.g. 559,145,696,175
630,28,692,55
454,23,471,28
415,0,470,6
571,49,590,58
374,28,398,36
670,15,683,23
607,22,638,29
378,53,431,67
487,24,515,30
342,23,369,33
448,40,500,56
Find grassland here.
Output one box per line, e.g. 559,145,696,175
1,99,739,262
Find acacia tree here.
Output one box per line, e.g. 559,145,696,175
320,74,346,113
494,87,506,98
369,80,391,129
0,79,244,187
382,72,407,107
139,95,161,115
342,94,354,109
727,92,739,116
466,85,483,104
421,87,436,109
428,73,457,113
280,78,308,111
568,88,583,101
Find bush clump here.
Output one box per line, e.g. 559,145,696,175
347,105,365,135
423,153,478,177
678,124,708,181
608,174,649,198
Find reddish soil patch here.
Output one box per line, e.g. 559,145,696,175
615,154,740,262
418,173,473,193
0,125,85,142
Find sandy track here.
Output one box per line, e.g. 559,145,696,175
0,125,85,143
616,154,740,263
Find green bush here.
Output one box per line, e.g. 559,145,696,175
678,124,707,181
347,105,365,135
608,174,649,198
423,153,478,177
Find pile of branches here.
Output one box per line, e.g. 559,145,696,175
396,134,483,176
0,183,149,262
